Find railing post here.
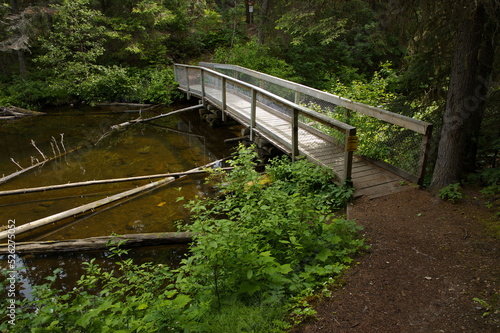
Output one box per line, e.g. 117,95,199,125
250,89,257,141
221,77,227,122
417,124,433,185
185,66,191,99
200,69,206,105
294,91,300,105
343,128,357,184
292,108,299,160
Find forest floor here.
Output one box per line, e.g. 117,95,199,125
294,186,500,333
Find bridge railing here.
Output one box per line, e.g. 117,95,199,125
199,62,433,185
174,64,357,182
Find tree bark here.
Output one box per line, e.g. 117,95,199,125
431,4,489,188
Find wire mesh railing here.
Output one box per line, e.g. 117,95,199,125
199,63,433,185
175,64,357,182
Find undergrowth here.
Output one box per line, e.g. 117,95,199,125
0,145,365,332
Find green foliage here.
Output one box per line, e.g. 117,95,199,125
179,145,364,308
213,40,297,80
305,62,423,174
198,300,290,333
273,0,404,89
76,65,179,105
438,183,463,203
0,65,179,107
0,255,194,332
1,145,364,332
36,0,107,74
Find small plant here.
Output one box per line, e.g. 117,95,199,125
439,183,463,203
473,293,500,319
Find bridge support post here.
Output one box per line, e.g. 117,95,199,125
417,124,433,185
343,128,356,183
250,89,257,141
185,67,191,99
292,108,299,160
222,77,227,122
200,70,206,106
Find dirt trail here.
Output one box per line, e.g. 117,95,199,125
295,187,500,332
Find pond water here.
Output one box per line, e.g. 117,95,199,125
0,103,243,295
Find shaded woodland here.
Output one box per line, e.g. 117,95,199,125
1,0,499,187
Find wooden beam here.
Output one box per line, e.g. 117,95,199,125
0,232,193,254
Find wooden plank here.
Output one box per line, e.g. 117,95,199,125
355,181,412,199
353,173,402,189
351,168,385,178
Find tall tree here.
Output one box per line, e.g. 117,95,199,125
35,0,107,81
0,1,54,79
422,1,497,187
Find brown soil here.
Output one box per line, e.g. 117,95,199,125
294,187,500,333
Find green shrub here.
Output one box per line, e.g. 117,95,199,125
438,183,463,203
213,40,297,80
179,145,364,308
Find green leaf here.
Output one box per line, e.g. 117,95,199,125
316,248,331,262
137,303,148,310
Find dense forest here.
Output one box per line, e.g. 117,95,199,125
1,1,499,331
1,0,499,186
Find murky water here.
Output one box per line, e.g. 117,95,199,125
0,103,242,294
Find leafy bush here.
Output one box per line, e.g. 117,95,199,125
213,40,297,80
1,145,365,332
179,145,363,308
438,183,463,203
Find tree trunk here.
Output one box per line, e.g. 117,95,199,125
462,5,495,172
431,4,488,188
257,0,270,44
17,49,28,79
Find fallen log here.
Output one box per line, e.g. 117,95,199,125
95,102,154,107
0,176,176,241
1,106,45,116
0,158,227,241
224,136,249,144
0,146,84,185
0,232,193,254
0,167,233,197
95,104,204,144
110,104,204,130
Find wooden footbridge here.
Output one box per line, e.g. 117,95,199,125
174,63,433,198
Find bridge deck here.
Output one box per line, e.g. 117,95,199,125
190,85,411,198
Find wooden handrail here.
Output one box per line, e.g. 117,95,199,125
199,62,432,135
175,64,355,132
196,62,434,185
